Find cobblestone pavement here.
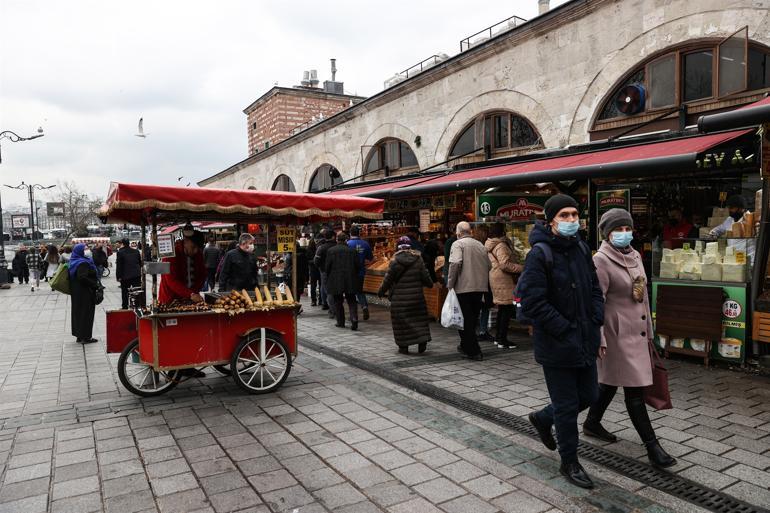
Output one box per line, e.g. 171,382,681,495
0,282,766,512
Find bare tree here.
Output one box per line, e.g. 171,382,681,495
50,181,103,242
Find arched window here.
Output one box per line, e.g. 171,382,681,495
247,186,257,190
449,112,540,157
308,164,342,192
597,31,770,123
271,174,296,192
364,138,419,176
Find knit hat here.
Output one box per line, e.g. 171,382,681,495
598,208,634,238
544,194,579,221
397,236,412,250
726,195,747,209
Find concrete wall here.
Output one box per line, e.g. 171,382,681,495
203,0,770,192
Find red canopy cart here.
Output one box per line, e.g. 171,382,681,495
100,182,383,397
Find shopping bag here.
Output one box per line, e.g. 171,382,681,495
643,341,673,410
49,263,71,295
441,289,464,329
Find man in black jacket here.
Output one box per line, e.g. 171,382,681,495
92,242,109,282
202,236,221,292
517,194,604,489
218,233,257,292
325,232,361,330
313,230,336,316
116,238,143,309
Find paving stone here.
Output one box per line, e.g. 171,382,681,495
439,494,500,513
724,463,770,488
295,466,346,491
53,460,99,483
237,455,283,476
347,464,393,488
200,470,248,495
3,462,50,484
50,492,102,513
413,477,466,503
0,494,48,513
261,485,315,511
371,449,416,470
52,475,99,500
723,481,770,509
388,497,445,513
436,460,486,483
249,469,298,493
142,446,184,464
463,474,516,499
0,476,50,503
55,448,95,467
415,447,461,467
492,490,551,513
103,472,151,498
391,462,440,486
363,480,417,507
191,458,237,478
678,465,738,490
156,488,211,513
8,450,51,469
314,482,367,509
208,487,262,513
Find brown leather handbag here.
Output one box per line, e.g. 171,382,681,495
644,341,673,410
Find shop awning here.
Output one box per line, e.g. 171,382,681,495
332,128,753,199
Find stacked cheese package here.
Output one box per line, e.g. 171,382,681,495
659,241,745,282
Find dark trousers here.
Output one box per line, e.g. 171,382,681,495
309,269,320,304
205,267,217,292
17,269,29,284
587,384,656,444
120,277,142,309
333,292,358,325
457,292,483,356
533,363,598,464
319,272,330,308
496,304,514,342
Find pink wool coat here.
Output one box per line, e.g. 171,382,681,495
593,241,653,387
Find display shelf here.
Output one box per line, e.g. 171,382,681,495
664,343,712,366
752,311,770,343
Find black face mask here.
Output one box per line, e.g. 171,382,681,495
730,210,743,222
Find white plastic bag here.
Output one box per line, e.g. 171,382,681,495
441,289,464,329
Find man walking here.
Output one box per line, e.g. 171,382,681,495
314,230,336,317
116,238,142,309
25,245,42,292
517,194,604,489
325,232,360,330
308,233,321,306
92,242,109,282
347,226,373,320
202,236,221,292
218,233,257,292
446,221,491,361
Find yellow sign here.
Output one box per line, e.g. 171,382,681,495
736,251,747,264
277,227,296,252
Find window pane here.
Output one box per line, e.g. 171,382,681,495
484,117,492,148
386,141,399,169
400,142,418,167
510,115,539,147
648,55,676,108
599,69,646,120
683,51,713,102
450,124,476,156
748,48,770,90
329,167,342,187
365,149,380,173
718,28,747,96
493,115,508,148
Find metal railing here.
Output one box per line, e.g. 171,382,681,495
460,15,527,52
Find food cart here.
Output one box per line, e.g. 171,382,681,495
100,182,383,397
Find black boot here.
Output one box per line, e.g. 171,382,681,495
626,391,676,468
583,384,618,443
559,461,594,489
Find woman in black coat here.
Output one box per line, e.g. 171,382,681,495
12,247,29,284
69,244,100,344
378,237,434,354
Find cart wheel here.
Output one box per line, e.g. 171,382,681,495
118,339,180,397
213,365,232,376
231,329,291,394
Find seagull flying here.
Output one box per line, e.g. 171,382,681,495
135,117,148,138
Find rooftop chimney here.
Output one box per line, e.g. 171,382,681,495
538,0,549,15
301,70,310,87
309,69,319,87
330,58,337,82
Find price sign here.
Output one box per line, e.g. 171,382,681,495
735,251,746,264
277,227,295,253
157,235,175,258
419,209,430,233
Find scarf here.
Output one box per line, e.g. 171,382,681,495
68,243,98,278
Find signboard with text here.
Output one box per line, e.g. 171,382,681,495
157,235,175,258
596,189,630,240
385,194,456,212
477,194,548,221
277,227,296,253
47,202,65,217
11,215,30,229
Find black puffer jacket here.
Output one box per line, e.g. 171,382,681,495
324,243,360,295
517,222,604,368
378,250,433,347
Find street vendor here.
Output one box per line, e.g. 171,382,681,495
709,195,749,238
158,232,207,304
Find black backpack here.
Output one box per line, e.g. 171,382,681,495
514,240,591,325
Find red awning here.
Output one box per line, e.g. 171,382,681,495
100,182,384,225
332,128,752,198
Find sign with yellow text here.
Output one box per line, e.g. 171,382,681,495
277,227,296,253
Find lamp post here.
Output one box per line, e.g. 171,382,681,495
4,183,56,246
0,128,44,285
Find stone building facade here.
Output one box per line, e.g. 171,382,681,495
201,0,770,193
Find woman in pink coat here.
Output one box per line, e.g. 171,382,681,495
583,208,676,468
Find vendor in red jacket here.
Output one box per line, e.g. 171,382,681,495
158,233,206,304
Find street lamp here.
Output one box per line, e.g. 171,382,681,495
0,128,45,285
4,183,56,246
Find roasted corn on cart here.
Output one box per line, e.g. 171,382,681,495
100,182,383,396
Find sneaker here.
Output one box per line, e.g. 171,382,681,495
351,321,358,331
418,343,427,354
363,307,370,321
31,286,35,292
496,340,517,349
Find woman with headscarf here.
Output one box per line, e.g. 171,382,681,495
378,236,433,354
69,243,100,344
45,245,61,282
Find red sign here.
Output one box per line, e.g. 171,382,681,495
496,198,545,221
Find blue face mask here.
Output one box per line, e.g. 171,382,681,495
556,221,580,237
610,231,633,248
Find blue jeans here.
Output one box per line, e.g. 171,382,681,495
356,274,367,308
533,363,598,464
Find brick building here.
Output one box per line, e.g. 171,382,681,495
245,82,365,158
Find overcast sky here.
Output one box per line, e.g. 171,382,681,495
0,0,569,209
